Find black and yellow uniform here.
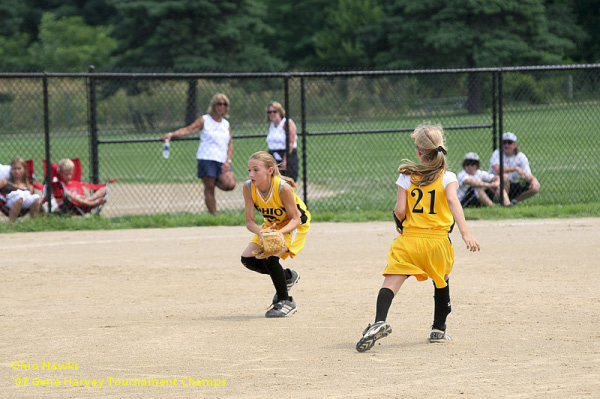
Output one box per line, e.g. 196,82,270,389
384,171,457,288
248,176,310,259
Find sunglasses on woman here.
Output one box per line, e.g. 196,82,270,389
215,102,228,107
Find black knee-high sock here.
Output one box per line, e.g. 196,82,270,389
375,288,395,323
433,280,451,331
265,256,289,301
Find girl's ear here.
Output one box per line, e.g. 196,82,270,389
268,167,275,176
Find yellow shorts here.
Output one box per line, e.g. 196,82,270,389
250,224,310,260
383,228,454,288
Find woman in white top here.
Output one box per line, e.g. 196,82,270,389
266,101,298,182
161,93,236,215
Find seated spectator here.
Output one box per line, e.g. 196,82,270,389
0,157,41,222
489,132,540,205
58,159,107,208
457,152,508,208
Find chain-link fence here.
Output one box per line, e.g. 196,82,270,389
1,65,599,217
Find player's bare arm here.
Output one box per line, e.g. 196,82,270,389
243,184,262,235
288,120,297,155
446,181,480,252
278,184,301,235
394,186,407,221
161,116,204,141
464,177,494,189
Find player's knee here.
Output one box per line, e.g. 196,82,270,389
241,256,268,274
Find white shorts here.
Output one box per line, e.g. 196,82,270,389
6,190,40,209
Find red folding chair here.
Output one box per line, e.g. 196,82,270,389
41,158,115,216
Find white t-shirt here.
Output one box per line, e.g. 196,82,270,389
489,149,531,182
0,164,11,180
196,114,231,163
266,118,297,151
457,169,495,200
396,171,457,190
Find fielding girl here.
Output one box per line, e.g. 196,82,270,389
356,123,480,352
241,151,310,318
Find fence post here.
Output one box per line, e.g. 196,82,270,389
300,76,307,205
43,73,52,212
88,65,99,183
186,80,197,125
492,70,498,152
284,75,290,160
498,69,506,206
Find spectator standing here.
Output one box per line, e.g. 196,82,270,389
265,101,298,182
161,93,236,215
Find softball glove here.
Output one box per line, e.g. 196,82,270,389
252,229,286,259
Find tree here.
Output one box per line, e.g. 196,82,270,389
0,0,27,36
0,33,33,71
27,13,117,72
313,0,383,68
363,0,582,112
108,0,284,72
262,0,331,69
571,0,600,62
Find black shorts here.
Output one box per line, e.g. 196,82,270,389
509,181,530,199
269,148,299,182
461,187,495,208
460,187,482,208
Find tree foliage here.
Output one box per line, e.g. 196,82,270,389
262,0,331,69
363,0,580,69
0,0,598,72
28,13,117,72
107,0,284,71
313,0,383,68
572,0,600,62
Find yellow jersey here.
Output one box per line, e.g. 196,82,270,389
247,176,310,228
396,171,456,233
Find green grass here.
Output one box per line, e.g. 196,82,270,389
2,202,599,234
0,212,246,233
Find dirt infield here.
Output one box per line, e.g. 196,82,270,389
1,218,599,398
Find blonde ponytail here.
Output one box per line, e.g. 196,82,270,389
397,123,448,186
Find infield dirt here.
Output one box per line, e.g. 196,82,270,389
1,218,599,398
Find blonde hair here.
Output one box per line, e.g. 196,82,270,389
207,93,230,118
266,101,286,122
398,123,448,186
249,151,297,188
58,158,74,172
9,157,33,191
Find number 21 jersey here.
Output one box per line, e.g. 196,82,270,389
397,171,457,233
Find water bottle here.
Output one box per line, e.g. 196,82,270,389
162,138,170,159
